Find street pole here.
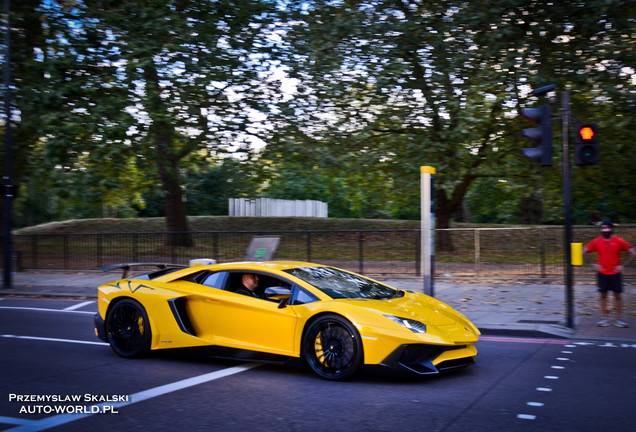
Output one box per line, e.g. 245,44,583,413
561,91,574,329
2,0,12,289
421,166,435,296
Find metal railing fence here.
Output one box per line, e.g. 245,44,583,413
6,225,636,280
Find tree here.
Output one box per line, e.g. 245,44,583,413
273,1,529,249
184,156,259,216
5,0,636,233
6,1,280,242
257,126,397,218
273,0,636,239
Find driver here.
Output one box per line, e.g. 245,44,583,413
235,274,262,298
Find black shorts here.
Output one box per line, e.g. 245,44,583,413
597,273,623,294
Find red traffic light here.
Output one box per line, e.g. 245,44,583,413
574,123,599,165
579,126,595,141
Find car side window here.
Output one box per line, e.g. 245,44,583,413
291,286,319,305
200,271,228,289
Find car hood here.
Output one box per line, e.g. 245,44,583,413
336,291,480,341
366,293,459,325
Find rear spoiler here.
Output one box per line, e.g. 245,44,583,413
100,262,187,279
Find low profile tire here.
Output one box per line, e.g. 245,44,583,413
302,314,363,381
105,298,152,358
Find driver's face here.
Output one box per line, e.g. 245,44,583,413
243,274,259,290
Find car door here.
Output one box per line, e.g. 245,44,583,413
201,271,300,356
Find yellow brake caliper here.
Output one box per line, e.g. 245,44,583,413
137,316,144,335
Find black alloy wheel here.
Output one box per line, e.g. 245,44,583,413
302,314,363,381
105,298,152,358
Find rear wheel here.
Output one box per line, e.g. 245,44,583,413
302,314,363,380
105,298,151,358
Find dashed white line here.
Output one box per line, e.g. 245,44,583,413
519,343,579,422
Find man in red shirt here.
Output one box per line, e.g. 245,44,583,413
584,221,636,327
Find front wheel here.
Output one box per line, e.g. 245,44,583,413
105,298,151,358
302,314,363,381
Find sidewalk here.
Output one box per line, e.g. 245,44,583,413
386,278,636,343
2,271,636,343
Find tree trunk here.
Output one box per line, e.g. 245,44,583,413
144,65,192,247
158,156,193,248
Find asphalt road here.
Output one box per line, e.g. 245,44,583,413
1,298,636,432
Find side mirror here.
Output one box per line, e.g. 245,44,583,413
264,286,292,308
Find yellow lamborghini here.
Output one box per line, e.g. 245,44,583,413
94,261,480,380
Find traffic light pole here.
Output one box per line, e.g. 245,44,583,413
2,0,12,290
561,91,575,329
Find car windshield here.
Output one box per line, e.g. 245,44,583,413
284,266,401,300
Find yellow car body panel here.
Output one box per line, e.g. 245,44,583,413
287,294,479,365
95,261,480,379
98,281,300,354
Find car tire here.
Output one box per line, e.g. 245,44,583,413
105,298,152,358
302,314,363,381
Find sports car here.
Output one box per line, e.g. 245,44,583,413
94,261,480,380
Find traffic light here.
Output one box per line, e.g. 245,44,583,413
574,122,599,165
521,104,552,166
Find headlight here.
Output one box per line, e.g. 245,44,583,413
384,315,427,333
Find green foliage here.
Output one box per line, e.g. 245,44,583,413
6,0,279,231
184,158,260,216
273,0,636,225
4,0,636,230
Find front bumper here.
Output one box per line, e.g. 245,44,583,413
375,343,477,375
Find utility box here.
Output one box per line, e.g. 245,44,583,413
571,243,583,266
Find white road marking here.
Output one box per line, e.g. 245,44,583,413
516,338,579,423
4,363,261,431
0,306,93,315
0,416,33,426
1,335,108,346
64,301,94,311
